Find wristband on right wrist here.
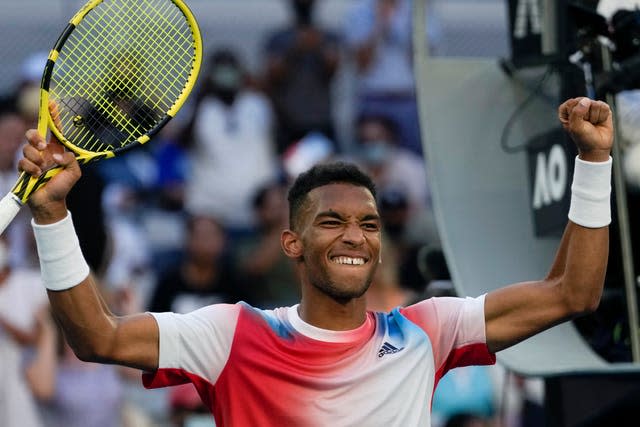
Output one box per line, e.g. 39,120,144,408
568,156,612,228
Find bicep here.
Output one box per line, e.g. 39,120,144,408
484,280,570,353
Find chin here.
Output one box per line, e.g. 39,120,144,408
317,276,372,302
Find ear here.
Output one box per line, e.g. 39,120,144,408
281,229,303,259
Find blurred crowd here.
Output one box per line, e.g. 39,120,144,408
0,1,555,427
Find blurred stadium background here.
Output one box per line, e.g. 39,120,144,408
0,0,509,95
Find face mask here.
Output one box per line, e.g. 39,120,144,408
184,415,215,427
210,64,241,91
361,140,391,166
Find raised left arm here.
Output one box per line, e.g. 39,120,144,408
485,97,613,353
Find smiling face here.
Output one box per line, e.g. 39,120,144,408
285,183,382,302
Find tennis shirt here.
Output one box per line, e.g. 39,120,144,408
143,295,495,426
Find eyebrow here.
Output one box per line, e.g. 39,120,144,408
316,211,381,222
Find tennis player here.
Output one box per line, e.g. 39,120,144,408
19,96,612,426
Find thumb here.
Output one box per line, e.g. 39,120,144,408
52,152,81,178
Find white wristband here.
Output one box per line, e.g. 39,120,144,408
32,211,90,291
568,156,612,228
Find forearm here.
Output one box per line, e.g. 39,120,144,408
558,155,612,311
554,222,608,313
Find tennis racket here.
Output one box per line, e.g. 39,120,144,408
0,0,202,234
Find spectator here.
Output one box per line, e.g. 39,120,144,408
263,0,340,154
148,215,242,314
365,232,418,312
0,238,49,427
36,324,127,427
0,98,38,269
355,113,431,214
182,48,279,233
101,184,155,312
233,181,300,308
343,0,423,155
354,113,439,289
14,51,48,129
0,99,26,192
150,123,190,213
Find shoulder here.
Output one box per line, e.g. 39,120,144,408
401,295,486,328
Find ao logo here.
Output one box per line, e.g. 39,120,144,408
533,144,567,209
513,0,541,39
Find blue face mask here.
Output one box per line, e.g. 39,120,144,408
361,140,391,165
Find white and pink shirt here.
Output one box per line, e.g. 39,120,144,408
143,295,495,426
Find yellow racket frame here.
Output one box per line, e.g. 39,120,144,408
11,0,203,203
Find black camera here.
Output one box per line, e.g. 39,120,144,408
610,9,640,63
568,2,640,94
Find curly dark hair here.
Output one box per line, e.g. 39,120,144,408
287,161,377,230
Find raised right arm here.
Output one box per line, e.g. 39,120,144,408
20,129,159,372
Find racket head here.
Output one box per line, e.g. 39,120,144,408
40,0,202,164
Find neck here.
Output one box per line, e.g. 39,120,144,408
298,288,367,331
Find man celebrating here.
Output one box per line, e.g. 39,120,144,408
18,97,611,426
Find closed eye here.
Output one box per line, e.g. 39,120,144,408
362,222,380,231
320,220,342,227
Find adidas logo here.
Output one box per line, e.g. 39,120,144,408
377,341,405,358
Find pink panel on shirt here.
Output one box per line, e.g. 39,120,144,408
143,368,217,412
434,342,496,388
212,305,376,426
400,297,495,387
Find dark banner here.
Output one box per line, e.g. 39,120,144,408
507,0,544,63
526,128,577,236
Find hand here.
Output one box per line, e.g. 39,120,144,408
18,104,81,223
558,97,613,162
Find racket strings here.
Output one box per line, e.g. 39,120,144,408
49,0,197,153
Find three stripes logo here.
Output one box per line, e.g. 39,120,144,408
377,341,405,358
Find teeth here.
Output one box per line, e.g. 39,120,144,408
332,256,365,265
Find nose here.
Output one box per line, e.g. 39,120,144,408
342,223,365,246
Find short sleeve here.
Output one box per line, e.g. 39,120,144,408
143,303,241,388
400,295,495,374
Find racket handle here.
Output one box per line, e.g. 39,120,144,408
0,193,23,235
0,167,65,236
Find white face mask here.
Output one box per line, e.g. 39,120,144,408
184,414,214,427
